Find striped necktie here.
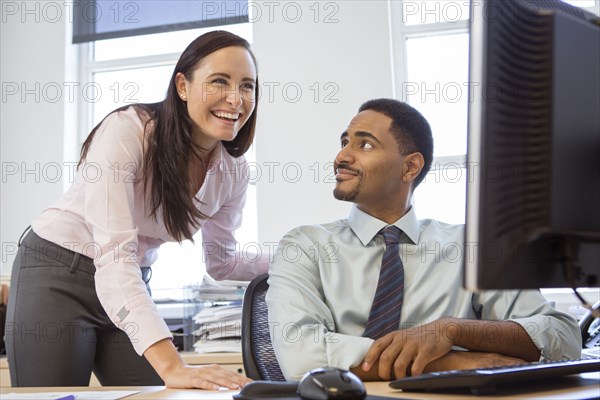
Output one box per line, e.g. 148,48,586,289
363,226,404,340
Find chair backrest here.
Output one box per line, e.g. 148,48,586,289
241,273,286,381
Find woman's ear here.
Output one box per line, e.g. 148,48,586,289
175,72,188,101
402,152,425,184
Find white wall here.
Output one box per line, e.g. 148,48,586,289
0,1,395,275
252,0,394,244
1,2,69,275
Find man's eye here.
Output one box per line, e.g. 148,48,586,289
341,141,348,148
362,142,374,149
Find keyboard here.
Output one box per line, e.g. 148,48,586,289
389,357,600,394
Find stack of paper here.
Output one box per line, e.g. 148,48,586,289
190,277,248,354
192,275,248,301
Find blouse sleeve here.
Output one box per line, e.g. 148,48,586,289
201,158,269,281
83,110,172,355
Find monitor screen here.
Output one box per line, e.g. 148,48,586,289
464,0,600,290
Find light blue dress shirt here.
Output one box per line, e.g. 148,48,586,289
266,205,582,380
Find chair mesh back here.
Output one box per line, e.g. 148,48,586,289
248,276,286,381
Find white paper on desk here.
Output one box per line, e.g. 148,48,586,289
3,390,140,400
194,389,240,399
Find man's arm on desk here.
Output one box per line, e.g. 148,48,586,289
356,289,581,381
353,318,535,381
352,350,527,381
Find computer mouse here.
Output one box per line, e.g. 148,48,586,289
297,367,367,400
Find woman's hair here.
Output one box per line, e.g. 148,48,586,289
79,31,259,242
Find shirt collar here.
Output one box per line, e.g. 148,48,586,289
209,141,226,172
348,204,420,246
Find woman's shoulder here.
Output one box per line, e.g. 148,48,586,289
93,105,153,145
100,105,149,132
84,105,154,163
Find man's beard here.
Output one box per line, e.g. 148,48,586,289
333,179,361,202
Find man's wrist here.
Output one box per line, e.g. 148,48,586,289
437,317,461,345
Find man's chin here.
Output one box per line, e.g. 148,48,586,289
333,188,358,202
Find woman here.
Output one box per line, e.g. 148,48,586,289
6,31,266,389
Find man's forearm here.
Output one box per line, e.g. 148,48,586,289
439,318,540,361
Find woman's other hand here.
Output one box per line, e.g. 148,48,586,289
144,338,252,390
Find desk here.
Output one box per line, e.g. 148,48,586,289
1,373,598,399
0,352,243,388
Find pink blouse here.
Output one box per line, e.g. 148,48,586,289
32,107,268,355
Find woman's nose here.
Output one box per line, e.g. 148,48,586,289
225,86,243,108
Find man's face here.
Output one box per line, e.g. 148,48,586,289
333,110,408,213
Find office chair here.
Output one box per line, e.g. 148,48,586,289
241,273,286,381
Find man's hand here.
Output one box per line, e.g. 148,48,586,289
361,319,457,380
425,351,527,372
356,317,539,381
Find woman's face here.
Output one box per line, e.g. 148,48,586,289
176,46,257,149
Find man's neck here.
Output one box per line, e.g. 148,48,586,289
356,203,412,225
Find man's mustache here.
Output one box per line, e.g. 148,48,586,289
335,162,362,176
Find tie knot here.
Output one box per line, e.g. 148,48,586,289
381,226,402,245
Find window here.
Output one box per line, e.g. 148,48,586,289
389,1,470,224
77,23,255,298
390,0,599,225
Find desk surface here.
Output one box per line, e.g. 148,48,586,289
1,372,598,399
0,352,241,369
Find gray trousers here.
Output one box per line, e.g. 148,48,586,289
5,229,163,387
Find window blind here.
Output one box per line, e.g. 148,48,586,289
73,0,249,43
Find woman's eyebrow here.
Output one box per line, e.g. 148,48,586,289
207,72,256,83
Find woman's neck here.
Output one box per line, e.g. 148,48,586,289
189,145,217,194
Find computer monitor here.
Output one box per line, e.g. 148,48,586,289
464,0,600,290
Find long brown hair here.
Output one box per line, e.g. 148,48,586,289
79,31,259,242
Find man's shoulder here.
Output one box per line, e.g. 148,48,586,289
418,218,464,240
283,219,350,241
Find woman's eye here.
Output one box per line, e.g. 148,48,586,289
241,83,255,91
211,78,227,85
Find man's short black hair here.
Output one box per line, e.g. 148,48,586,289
359,98,434,189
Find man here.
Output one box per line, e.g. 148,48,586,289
266,98,581,381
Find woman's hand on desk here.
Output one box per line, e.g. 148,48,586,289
144,338,252,390
162,363,253,390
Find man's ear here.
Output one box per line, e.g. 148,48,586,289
402,152,425,184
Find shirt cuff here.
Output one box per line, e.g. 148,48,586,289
508,315,552,360
111,296,174,355
324,332,374,370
